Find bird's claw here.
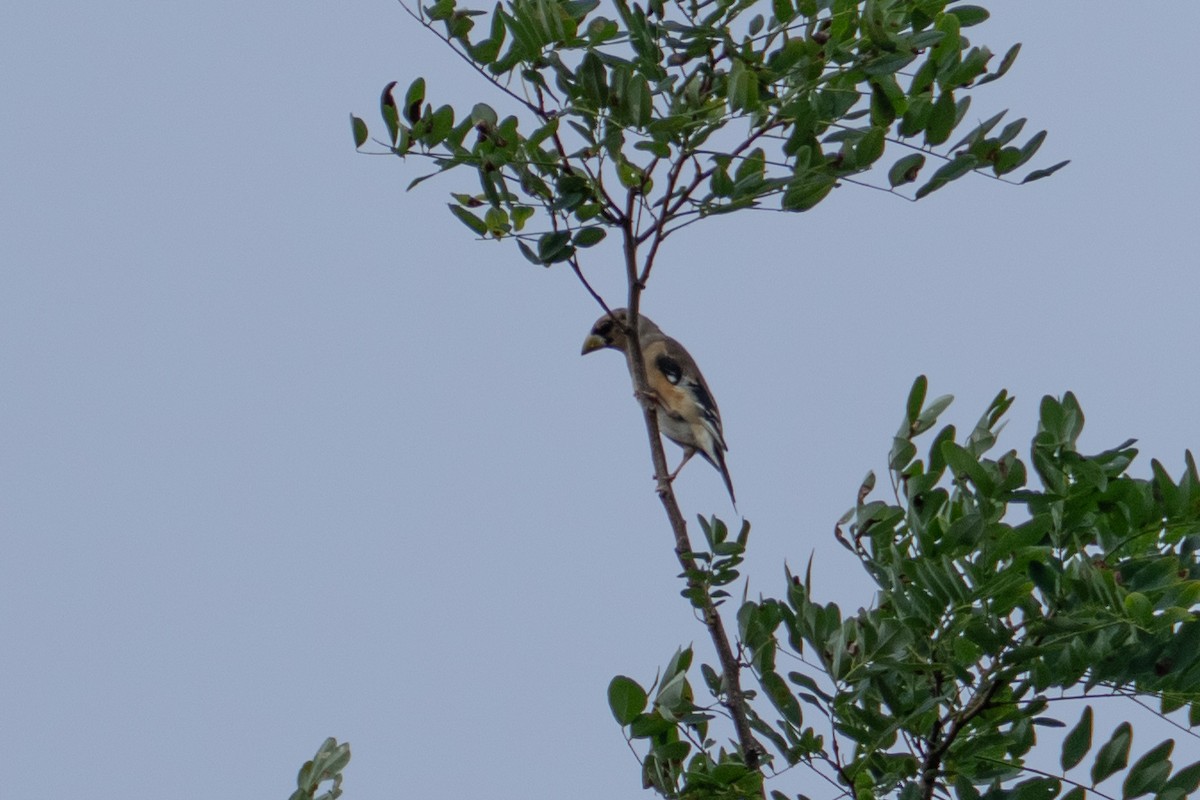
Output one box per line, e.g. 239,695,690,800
634,388,662,408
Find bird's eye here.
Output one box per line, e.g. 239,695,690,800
597,320,613,336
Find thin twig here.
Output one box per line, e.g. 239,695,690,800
972,757,1119,800
396,0,547,119
568,255,614,317
1111,686,1200,740
919,673,1003,800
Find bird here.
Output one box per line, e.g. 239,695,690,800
581,308,736,507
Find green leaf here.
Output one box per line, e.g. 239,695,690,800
1092,722,1134,785
426,104,455,145
1124,591,1153,626
1163,759,1200,796
562,0,599,20
625,74,653,127
585,15,618,42
404,77,426,124
380,81,400,145
469,37,501,64
616,159,646,190
1061,705,1093,771
573,226,607,247
978,42,1021,86
729,59,760,113
471,102,499,128
761,670,802,727
1022,160,1071,183
929,11,961,67
787,670,832,702
781,173,835,212
405,171,438,191
710,166,734,197
906,375,929,425
914,393,953,435
1033,717,1067,728
890,438,917,471
926,90,958,146
634,139,670,158
899,92,933,137
1124,740,1174,799
577,51,607,108
870,74,906,125
947,5,989,27
447,10,475,39
941,440,994,493
447,204,489,236
864,51,918,77
608,675,648,725
655,670,688,712
949,108,1006,152
948,45,992,88
537,230,574,262
856,127,886,166
1015,130,1048,167
914,154,979,199
734,148,765,186
516,239,542,265
955,776,982,800
996,117,1028,146
350,115,368,148
1012,777,1060,800
292,737,350,800
1029,559,1058,597
483,206,510,236
889,153,926,187
489,2,506,41
629,711,672,738
664,645,694,681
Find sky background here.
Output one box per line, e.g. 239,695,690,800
3,2,1199,798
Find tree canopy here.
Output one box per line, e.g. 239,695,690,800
295,2,1200,799
605,381,1200,800
351,0,1068,266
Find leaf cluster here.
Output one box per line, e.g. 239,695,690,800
612,379,1200,800
289,738,351,800
610,645,770,799
353,0,1066,265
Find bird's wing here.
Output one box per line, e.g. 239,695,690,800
644,335,727,451
641,331,736,508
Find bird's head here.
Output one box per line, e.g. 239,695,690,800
581,309,635,355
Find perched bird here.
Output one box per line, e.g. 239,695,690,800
581,308,736,506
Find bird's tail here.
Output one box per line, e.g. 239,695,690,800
713,447,737,511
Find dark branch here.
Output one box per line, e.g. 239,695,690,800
618,189,764,773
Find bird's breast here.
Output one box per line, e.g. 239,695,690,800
657,407,697,448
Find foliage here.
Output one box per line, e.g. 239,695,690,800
607,380,1200,799
352,0,1067,267
327,3,1200,800
289,738,351,800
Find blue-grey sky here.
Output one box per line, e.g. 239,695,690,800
4,2,1198,798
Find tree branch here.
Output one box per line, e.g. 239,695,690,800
618,193,763,771
396,0,547,120
919,676,1002,800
